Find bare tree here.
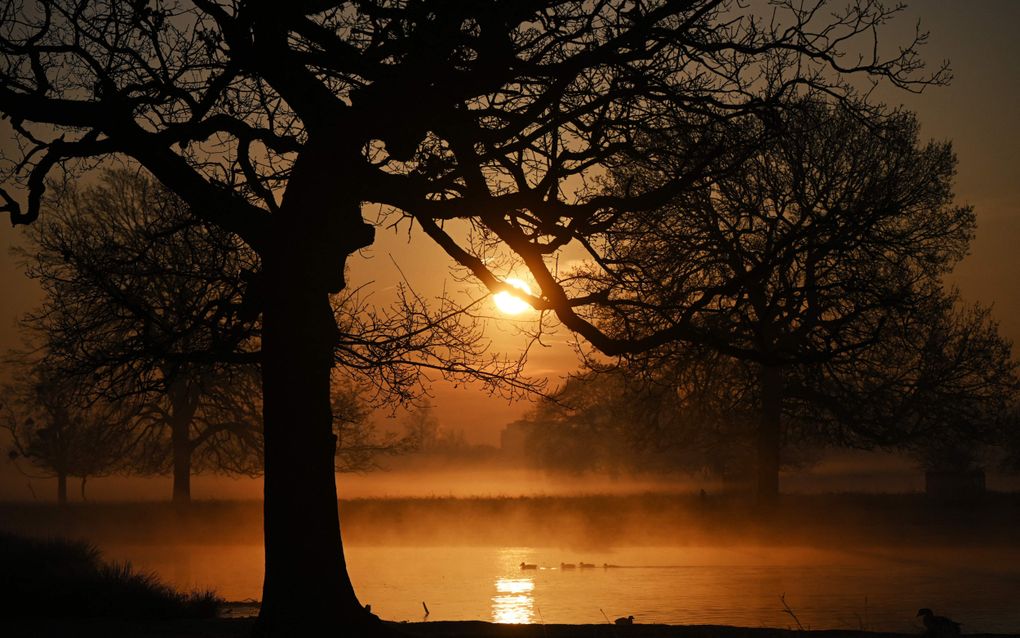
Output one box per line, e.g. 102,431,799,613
790,290,1020,470
125,366,265,503
0,1,945,632
582,102,973,502
520,372,658,476
2,359,131,503
331,377,416,472
593,348,760,479
17,169,263,504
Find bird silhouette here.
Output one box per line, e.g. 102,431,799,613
519,562,537,570
615,615,635,625
917,608,961,638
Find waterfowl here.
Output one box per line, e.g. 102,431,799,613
560,562,576,569
519,562,538,570
917,608,961,638
579,562,596,569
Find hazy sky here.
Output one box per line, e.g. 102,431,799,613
1,1,1018,448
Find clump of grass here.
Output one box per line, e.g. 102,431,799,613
0,532,222,619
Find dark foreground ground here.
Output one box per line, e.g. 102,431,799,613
3,619,1019,638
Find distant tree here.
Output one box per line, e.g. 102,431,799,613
523,352,788,481
398,402,468,456
790,291,1020,472
999,403,1020,474
585,288,1019,494
585,102,975,502
400,402,441,452
0,1,945,631
331,378,415,472
17,170,262,504
125,366,264,501
2,361,130,503
522,373,641,476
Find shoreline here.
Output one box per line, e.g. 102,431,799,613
4,618,1019,638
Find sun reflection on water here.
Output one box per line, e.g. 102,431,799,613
492,578,535,624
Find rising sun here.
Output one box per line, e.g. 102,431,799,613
493,278,533,315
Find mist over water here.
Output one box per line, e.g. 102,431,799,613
4,490,1020,633
10,448,1020,503
3,428,1018,632
98,541,1020,633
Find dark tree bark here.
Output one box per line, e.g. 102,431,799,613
756,364,784,505
171,429,192,506
56,472,67,505
255,137,376,636
168,379,199,505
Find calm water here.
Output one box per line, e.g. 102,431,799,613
100,544,1020,633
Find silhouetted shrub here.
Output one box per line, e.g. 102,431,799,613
0,532,221,619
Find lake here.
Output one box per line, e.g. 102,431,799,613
100,543,1020,633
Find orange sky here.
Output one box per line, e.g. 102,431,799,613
1,1,1018,449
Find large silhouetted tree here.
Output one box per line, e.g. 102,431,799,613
0,1,945,633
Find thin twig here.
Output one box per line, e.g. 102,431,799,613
780,593,805,631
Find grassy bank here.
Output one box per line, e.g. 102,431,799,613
0,532,221,620
1,492,1019,548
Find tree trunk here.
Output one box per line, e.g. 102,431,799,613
56,472,67,505
80,476,88,501
756,364,783,505
171,420,192,505
167,375,200,505
254,134,377,637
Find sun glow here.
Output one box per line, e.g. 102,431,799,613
493,278,533,315
492,578,535,624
